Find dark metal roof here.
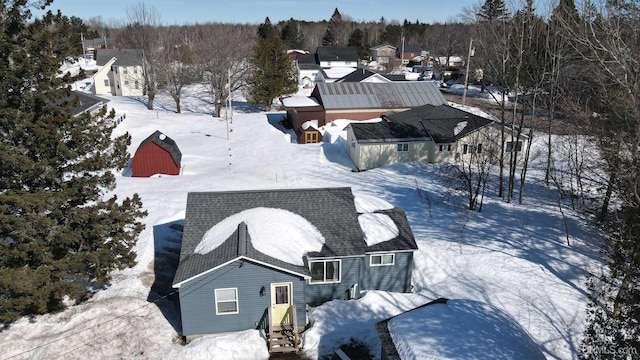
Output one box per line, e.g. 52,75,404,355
315,82,446,110
137,130,182,165
316,46,358,62
95,48,141,66
172,188,417,286
386,104,494,143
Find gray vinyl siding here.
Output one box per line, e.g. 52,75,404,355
305,257,362,305
179,260,306,336
361,252,413,293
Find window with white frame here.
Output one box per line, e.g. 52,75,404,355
309,260,341,283
123,67,128,74
370,254,395,266
439,144,451,152
215,288,238,314
103,79,109,87
397,143,409,152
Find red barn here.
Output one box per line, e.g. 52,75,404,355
131,130,182,177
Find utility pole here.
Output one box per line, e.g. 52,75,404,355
462,38,474,106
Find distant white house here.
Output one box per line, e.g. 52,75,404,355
93,49,145,96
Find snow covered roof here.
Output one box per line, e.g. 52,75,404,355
376,298,546,360
281,96,320,108
173,188,417,287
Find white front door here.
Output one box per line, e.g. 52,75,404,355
270,282,292,326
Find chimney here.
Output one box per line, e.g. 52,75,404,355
237,222,248,256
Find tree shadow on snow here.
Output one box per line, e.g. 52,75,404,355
147,220,184,335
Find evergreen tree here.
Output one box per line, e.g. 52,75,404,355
348,28,369,60
478,0,510,21
322,8,343,46
249,19,298,110
257,16,277,40
280,18,304,49
0,1,146,323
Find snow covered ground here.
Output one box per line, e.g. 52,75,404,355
0,84,604,360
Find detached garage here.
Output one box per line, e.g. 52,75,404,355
131,130,182,177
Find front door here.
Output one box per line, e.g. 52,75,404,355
270,282,292,326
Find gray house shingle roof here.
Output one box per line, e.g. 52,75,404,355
315,82,446,110
350,120,431,142
386,104,494,143
172,188,417,286
137,130,182,166
68,91,109,116
95,48,141,66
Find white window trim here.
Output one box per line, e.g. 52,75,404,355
215,288,239,315
370,254,395,266
397,143,409,152
309,259,342,284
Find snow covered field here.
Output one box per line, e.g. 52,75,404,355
1,85,604,360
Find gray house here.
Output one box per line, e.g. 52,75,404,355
172,188,417,351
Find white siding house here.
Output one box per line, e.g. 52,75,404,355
93,49,144,96
346,104,528,171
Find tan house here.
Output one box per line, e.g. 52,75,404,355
369,45,396,71
346,104,528,170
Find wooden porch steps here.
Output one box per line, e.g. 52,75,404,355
267,306,300,353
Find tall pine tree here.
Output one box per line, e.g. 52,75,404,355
248,18,297,111
0,1,146,323
477,0,510,21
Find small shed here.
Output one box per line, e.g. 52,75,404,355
131,130,182,177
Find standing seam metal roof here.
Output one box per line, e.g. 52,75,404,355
316,82,446,110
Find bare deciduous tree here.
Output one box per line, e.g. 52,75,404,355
156,26,198,113
193,24,253,117
125,2,161,110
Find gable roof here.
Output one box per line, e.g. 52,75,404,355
95,48,141,67
336,69,391,83
172,188,417,287
386,104,495,143
370,44,396,51
137,130,182,165
316,46,358,63
314,82,446,110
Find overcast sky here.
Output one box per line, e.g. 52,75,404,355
42,0,477,25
